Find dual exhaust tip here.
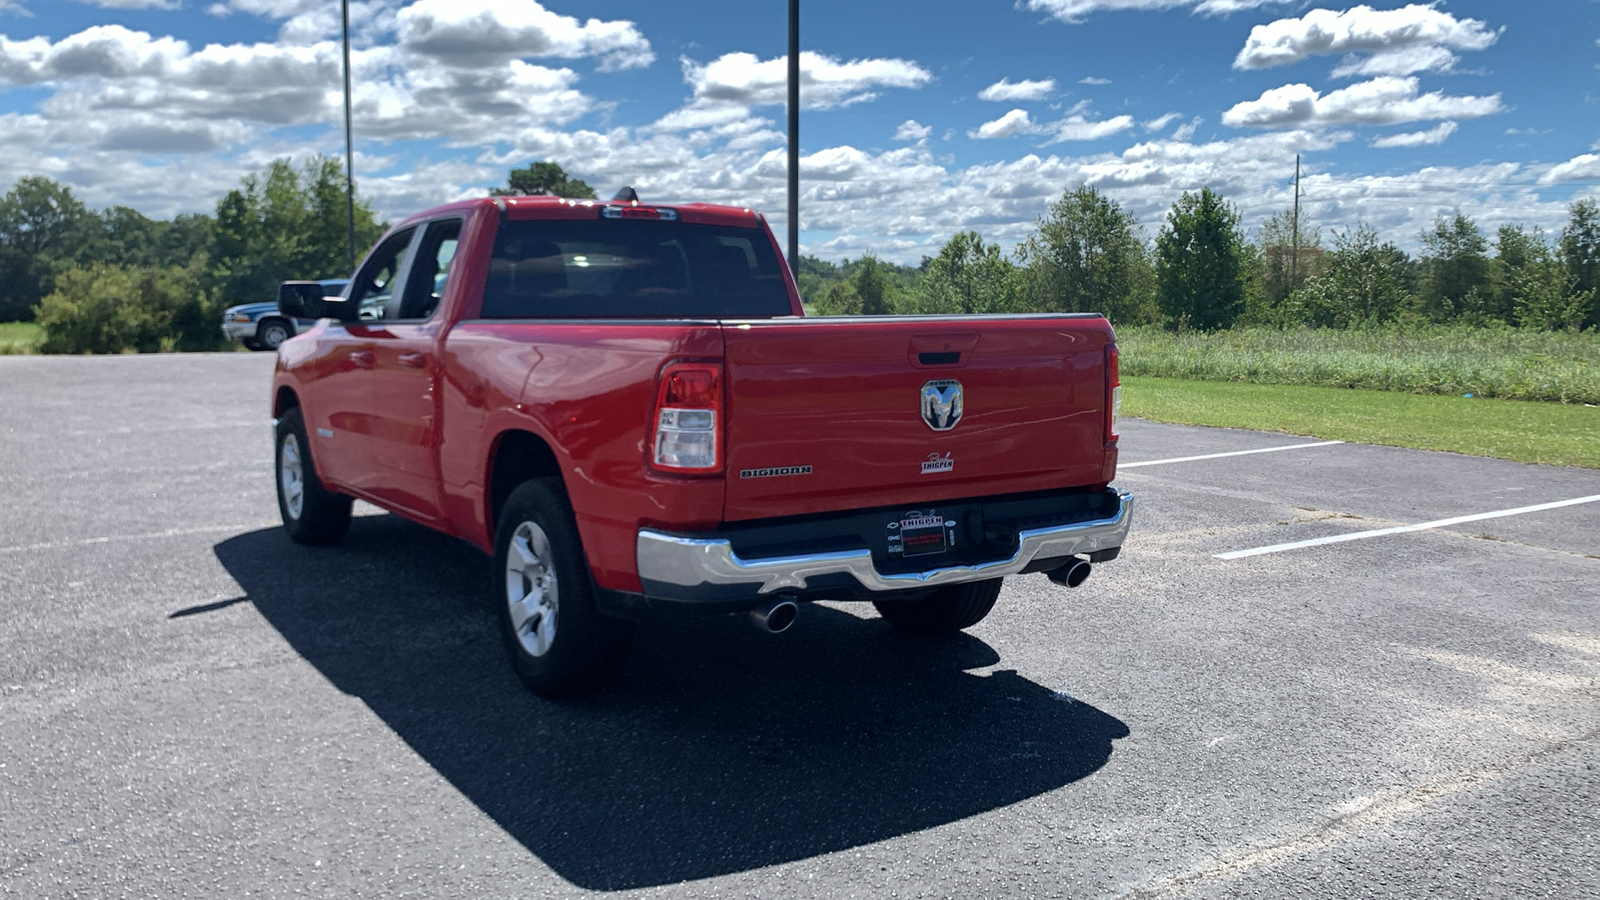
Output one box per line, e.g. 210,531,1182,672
749,598,799,634
1047,557,1092,589
750,559,1090,634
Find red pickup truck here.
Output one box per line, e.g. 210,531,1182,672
271,193,1133,696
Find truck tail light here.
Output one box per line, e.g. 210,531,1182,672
1105,343,1121,444
652,363,723,473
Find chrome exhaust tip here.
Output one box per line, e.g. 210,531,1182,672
749,598,799,634
1047,558,1092,588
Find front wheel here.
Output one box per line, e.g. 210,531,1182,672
256,318,292,351
275,408,352,545
873,578,1003,635
494,479,632,697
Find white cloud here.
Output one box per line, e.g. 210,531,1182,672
681,51,932,111
894,119,931,142
1330,44,1458,79
1050,114,1134,142
1143,112,1181,131
1234,4,1499,76
1172,116,1202,140
969,108,1133,142
73,0,181,8
1023,0,1283,25
1223,76,1502,128
1370,120,1457,148
1540,154,1600,185
971,108,1036,140
397,0,653,71
978,77,1055,102
1078,76,1111,85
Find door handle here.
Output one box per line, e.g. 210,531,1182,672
349,349,375,368
399,351,428,369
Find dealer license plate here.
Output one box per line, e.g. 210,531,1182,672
886,511,958,558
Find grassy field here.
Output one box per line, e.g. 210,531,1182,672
0,322,42,353
1122,375,1600,469
1117,325,1600,405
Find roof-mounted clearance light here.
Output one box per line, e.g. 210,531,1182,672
601,205,678,221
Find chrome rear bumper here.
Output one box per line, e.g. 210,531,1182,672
636,490,1133,601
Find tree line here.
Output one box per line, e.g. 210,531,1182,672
0,159,600,353
7,160,1596,355
801,188,1600,334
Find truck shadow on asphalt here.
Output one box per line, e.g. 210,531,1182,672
214,514,1129,890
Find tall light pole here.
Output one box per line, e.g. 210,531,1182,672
341,0,357,274
787,0,799,272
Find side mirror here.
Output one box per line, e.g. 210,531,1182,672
278,281,323,318
279,281,354,321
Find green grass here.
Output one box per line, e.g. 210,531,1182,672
1122,375,1600,469
0,322,42,354
1117,325,1600,405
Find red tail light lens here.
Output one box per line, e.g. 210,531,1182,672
652,363,723,473
1105,343,1121,444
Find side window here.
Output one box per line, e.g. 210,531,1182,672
396,219,462,320
349,227,417,321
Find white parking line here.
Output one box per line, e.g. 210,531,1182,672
0,523,278,554
1218,494,1600,560
1121,440,1345,469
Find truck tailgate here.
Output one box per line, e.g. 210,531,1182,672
721,315,1114,522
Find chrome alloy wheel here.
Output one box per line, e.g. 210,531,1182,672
505,521,559,657
279,432,305,520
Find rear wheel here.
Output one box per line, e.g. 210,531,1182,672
494,478,633,697
873,578,1003,635
275,407,352,545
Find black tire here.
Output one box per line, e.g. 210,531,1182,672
493,478,633,697
274,407,353,545
256,318,292,351
873,578,1003,635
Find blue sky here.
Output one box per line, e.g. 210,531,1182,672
1,0,1596,263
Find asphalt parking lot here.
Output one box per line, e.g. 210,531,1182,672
2,352,1597,899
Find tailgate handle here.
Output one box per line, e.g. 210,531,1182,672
909,334,979,368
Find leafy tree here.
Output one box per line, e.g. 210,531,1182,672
793,254,840,309
0,176,93,321
1418,213,1490,322
905,231,1018,314
1017,186,1154,323
210,157,384,304
1254,208,1322,314
852,252,893,315
89,206,163,268
1560,199,1600,328
814,279,861,315
1288,225,1410,328
1488,225,1590,331
492,161,597,199
1154,187,1249,330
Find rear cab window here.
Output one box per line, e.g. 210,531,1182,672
480,217,793,319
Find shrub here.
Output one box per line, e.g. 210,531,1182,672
35,263,221,354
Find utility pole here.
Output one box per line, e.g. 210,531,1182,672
787,0,799,273
1290,153,1302,289
341,0,357,274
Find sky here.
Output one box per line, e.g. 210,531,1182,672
0,0,1597,264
